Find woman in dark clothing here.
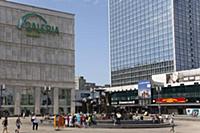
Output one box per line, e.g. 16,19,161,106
15,117,22,133
2,117,8,133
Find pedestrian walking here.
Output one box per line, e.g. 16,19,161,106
31,115,35,129
76,113,81,126
32,116,39,130
69,114,73,127
72,114,77,127
112,113,116,126
58,115,64,128
169,115,175,133
81,114,86,127
2,117,8,133
86,114,92,127
64,114,69,127
116,112,122,124
92,113,97,125
22,112,26,119
15,117,22,133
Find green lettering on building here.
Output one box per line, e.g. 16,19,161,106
17,12,59,37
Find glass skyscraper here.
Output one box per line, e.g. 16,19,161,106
109,0,200,86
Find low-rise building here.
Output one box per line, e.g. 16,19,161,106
104,68,200,114
74,76,102,113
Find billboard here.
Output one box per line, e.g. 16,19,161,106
166,71,200,84
156,97,186,103
166,72,179,84
186,108,200,117
152,68,200,85
138,80,151,99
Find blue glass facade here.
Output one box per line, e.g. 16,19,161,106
109,0,200,86
109,0,174,86
174,0,200,71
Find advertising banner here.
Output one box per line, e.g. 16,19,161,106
138,80,151,99
166,72,180,84
186,108,200,117
156,97,186,103
166,70,200,84
152,68,200,86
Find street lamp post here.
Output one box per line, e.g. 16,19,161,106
95,96,99,113
88,96,92,113
91,88,95,100
0,84,5,119
44,86,51,115
156,86,162,115
91,88,95,113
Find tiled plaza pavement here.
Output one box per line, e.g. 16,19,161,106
0,117,199,133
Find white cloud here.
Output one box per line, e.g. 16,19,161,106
83,0,100,5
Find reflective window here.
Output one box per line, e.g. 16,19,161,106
109,0,174,85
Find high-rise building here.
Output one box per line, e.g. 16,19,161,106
109,0,200,86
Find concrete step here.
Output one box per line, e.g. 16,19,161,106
91,123,171,128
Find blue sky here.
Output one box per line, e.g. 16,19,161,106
9,0,109,85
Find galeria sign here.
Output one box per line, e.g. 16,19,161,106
17,12,59,37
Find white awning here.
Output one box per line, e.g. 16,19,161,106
105,84,138,92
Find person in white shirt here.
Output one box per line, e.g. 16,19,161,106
116,112,122,124
32,115,39,130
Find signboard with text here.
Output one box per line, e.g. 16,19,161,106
17,12,59,37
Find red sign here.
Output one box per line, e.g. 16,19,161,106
156,97,186,103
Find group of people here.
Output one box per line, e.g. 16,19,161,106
110,111,175,132
151,113,175,132
1,112,176,133
1,113,98,133
53,113,97,129
2,117,22,133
